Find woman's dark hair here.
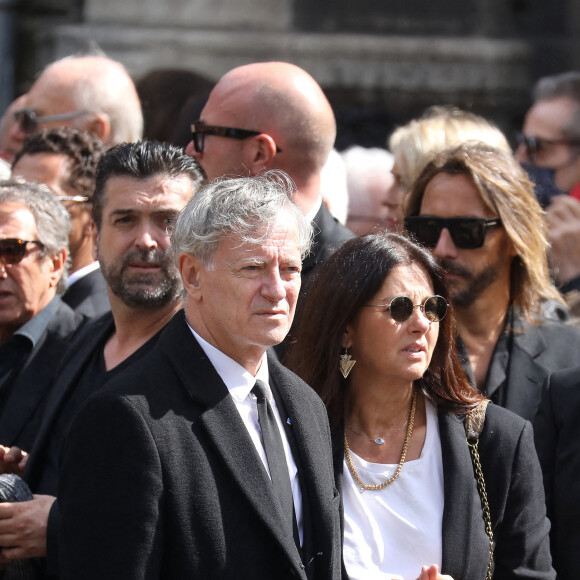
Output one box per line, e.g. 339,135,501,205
285,231,483,430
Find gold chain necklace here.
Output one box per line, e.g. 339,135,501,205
344,389,417,493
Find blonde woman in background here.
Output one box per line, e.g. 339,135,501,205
386,106,511,227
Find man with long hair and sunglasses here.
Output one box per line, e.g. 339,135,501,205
0,180,85,452
516,71,580,304
12,128,109,318
404,141,580,421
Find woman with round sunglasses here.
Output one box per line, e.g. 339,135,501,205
286,232,553,580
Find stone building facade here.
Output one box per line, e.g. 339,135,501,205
4,0,580,148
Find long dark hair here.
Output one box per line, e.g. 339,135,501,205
286,231,483,430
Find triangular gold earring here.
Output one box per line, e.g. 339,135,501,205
339,348,356,379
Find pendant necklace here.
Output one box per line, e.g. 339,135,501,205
344,389,417,493
347,417,409,446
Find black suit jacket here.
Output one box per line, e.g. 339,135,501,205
277,203,354,360
302,203,354,285
534,367,580,580
0,298,85,451
58,311,341,580
463,318,580,421
62,268,110,318
334,403,554,580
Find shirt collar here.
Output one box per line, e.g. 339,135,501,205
14,295,61,347
305,196,323,222
187,323,270,402
67,261,101,288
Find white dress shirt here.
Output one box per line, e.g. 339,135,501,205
188,325,303,544
66,260,101,288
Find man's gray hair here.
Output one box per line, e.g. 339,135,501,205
533,71,580,141
51,55,144,144
0,179,71,293
171,170,313,267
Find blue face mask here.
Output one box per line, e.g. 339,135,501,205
520,162,564,208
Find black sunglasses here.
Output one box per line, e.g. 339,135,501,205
0,239,44,265
365,295,448,323
515,131,580,164
190,122,282,154
13,108,88,134
404,216,502,250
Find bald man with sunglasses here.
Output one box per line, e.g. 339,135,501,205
186,62,354,290
405,141,580,421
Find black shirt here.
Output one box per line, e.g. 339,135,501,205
35,323,161,496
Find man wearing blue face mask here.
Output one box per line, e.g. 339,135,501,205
516,71,580,298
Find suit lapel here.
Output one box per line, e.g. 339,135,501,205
201,398,304,568
0,331,65,445
503,327,549,418
439,410,488,579
159,314,305,576
268,354,337,574
302,203,336,276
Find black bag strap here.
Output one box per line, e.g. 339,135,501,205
465,400,494,580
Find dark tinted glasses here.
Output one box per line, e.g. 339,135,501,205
404,216,502,249
0,239,44,265
190,122,282,154
515,131,580,164
365,295,448,323
13,108,88,134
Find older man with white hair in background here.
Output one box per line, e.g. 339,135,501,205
6,54,142,153
341,145,396,234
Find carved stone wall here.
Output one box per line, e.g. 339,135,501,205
11,0,580,148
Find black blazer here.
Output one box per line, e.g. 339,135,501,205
58,311,341,580
333,403,554,580
0,298,86,451
62,268,110,318
302,203,354,284
466,319,580,421
534,367,580,580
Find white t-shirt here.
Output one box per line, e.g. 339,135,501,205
343,400,444,580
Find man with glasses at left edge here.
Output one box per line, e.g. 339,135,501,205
4,54,143,157
405,141,580,422
0,181,85,452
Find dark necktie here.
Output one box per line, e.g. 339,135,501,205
252,380,295,534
